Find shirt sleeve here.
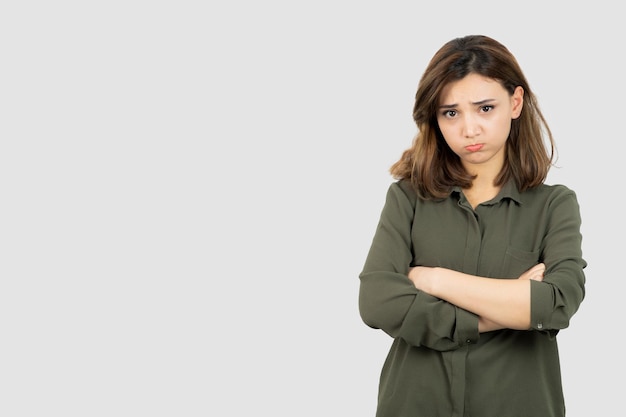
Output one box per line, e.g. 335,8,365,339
359,181,479,351
530,186,587,333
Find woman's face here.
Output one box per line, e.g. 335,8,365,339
436,73,523,174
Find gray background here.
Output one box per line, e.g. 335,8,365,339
1,1,619,416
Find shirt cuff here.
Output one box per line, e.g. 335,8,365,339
530,280,553,330
455,306,479,346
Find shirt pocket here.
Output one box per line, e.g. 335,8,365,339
502,246,540,278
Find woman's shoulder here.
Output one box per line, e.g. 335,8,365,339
532,182,578,195
394,178,417,196
522,182,580,205
386,179,419,208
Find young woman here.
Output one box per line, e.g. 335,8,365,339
359,35,586,417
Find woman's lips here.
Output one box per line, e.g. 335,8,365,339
465,144,483,152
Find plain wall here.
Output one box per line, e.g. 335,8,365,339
1,1,618,416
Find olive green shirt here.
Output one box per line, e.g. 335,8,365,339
359,179,586,417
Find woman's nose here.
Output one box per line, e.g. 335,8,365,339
462,115,481,138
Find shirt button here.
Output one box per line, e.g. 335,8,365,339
537,323,543,329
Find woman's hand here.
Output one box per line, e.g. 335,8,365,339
407,266,435,293
518,263,545,281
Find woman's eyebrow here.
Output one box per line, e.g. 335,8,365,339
438,98,496,109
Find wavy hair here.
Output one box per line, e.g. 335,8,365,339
390,35,556,199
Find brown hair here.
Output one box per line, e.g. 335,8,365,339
390,35,555,199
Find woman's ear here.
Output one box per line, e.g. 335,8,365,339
511,86,524,119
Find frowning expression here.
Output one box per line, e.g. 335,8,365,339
436,73,524,172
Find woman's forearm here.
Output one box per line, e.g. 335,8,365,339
478,317,507,333
409,266,539,330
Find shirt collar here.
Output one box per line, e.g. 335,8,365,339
498,179,523,205
451,179,523,206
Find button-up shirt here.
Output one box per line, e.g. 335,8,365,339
359,179,586,417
